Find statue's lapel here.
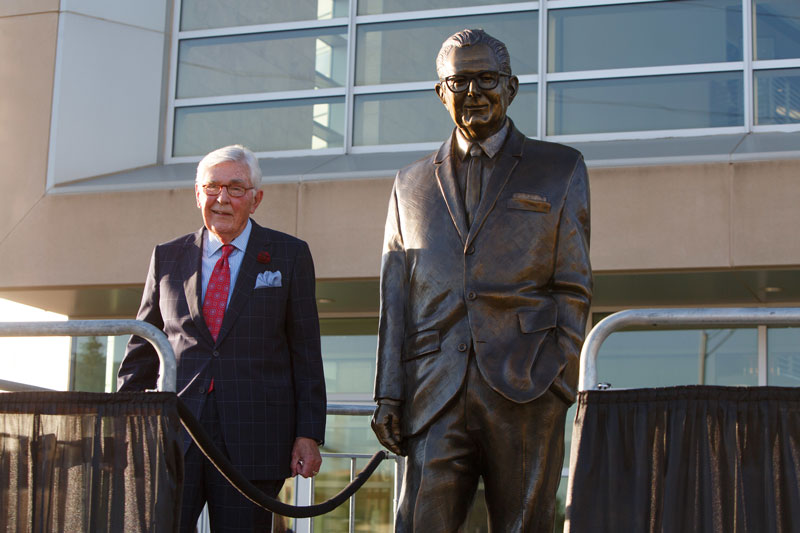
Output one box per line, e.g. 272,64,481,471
434,132,469,245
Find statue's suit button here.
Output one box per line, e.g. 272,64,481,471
198,386,206,394
466,245,475,255
458,343,468,352
467,291,477,300
213,350,220,357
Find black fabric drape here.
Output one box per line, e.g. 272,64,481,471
0,392,182,533
565,385,800,533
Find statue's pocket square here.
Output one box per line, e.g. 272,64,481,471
507,192,550,213
255,270,282,288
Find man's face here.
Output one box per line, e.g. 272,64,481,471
435,43,518,141
195,160,263,243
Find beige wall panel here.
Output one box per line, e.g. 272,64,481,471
249,183,300,238
0,183,299,287
731,159,800,267
0,13,57,244
0,1,59,17
590,163,732,271
296,178,393,279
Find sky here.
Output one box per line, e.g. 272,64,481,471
0,298,70,391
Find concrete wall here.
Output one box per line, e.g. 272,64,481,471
47,0,169,186
2,159,800,290
1,4,59,265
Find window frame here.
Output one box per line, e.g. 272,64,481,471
166,0,800,164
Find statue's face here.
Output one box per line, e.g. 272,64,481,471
435,43,518,141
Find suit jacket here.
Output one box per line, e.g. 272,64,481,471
374,122,592,437
118,220,326,480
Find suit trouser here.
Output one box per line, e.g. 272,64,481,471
397,352,569,533
180,392,284,533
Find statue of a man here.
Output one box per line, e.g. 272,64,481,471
372,29,592,532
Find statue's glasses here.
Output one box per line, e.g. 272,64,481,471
201,184,254,197
442,71,510,93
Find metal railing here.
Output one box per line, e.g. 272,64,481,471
0,320,395,533
579,307,800,391
196,403,399,533
0,320,176,392
290,403,401,533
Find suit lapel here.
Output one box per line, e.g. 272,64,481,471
214,220,267,345
434,132,469,245
183,228,214,345
465,125,525,250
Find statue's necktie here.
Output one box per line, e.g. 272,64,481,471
203,244,234,341
465,143,484,227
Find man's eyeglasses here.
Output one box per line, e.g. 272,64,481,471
201,184,254,198
442,71,510,93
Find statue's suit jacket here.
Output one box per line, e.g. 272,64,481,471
375,123,592,437
118,220,326,480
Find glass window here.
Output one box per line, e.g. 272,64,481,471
548,72,744,135
312,454,395,532
322,334,378,395
70,335,130,392
753,0,800,60
355,12,538,86
755,68,800,125
316,319,394,532
596,329,759,389
180,0,349,30
354,90,451,146
353,84,537,146
358,0,519,16
177,29,348,99
549,0,743,73
173,98,346,156
767,328,800,386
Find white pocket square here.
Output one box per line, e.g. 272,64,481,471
255,270,282,288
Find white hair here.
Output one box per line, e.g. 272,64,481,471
196,144,262,189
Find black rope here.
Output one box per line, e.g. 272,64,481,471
176,398,388,518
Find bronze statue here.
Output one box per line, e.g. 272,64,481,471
372,29,592,532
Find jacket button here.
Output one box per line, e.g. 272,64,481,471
467,291,477,300
213,350,219,357
198,386,205,394
458,343,468,352
466,246,475,255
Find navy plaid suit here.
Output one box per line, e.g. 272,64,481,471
118,220,326,482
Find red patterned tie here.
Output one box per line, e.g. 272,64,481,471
203,244,234,341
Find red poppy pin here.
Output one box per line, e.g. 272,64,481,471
257,251,271,264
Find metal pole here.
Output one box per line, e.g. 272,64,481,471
698,331,708,385
349,457,357,533
579,308,800,391
0,320,176,392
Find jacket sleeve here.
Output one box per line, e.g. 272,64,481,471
551,156,592,399
285,240,327,444
117,247,163,392
374,180,408,403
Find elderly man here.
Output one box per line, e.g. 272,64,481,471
118,144,326,532
372,29,592,532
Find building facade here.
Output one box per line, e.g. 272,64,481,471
2,0,800,530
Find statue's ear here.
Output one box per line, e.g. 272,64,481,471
506,76,519,105
435,83,447,105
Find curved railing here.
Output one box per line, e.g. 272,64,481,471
0,319,176,392
579,307,800,391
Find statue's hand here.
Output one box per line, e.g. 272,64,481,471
371,402,405,456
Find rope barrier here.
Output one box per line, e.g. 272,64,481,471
177,398,388,518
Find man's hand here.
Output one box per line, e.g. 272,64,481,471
371,402,405,456
291,437,322,478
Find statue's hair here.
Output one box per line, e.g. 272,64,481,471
196,144,262,189
436,29,512,79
